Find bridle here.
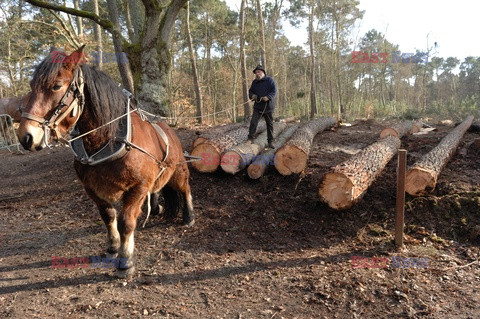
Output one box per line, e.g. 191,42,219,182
21,67,85,148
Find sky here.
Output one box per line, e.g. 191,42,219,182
224,0,480,62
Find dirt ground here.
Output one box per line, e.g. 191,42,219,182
0,119,479,318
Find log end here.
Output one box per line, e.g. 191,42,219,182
191,143,220,173
247,162,263,179
274,144,308,175
220,150,243,175
192,137,207,149
405,167,436,196
318,172,355,210
380,128,399,139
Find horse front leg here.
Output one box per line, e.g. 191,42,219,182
85,188,120,257
116,186,148,278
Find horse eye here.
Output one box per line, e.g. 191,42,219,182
52,84,62,91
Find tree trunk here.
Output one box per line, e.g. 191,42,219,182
308,0,317,119
92,0,102,70
275,117,336,175
73,0,83,37
186,1,203,124
106,0,134,93
405,115,474,196
221,122,287,174
239,0,250,121
255,0,267,69
192,122,246,149
318,136,401,210
380,120,417,139
191,122,267,173
248,123,300,179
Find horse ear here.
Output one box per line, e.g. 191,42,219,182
64,44,87,72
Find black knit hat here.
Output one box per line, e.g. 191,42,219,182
253,65,266,74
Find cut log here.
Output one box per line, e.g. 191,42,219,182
380,120,416,139
318,136,401,210
405,115,474,196
191,122,266,173
192,122,245,148
221,122,287,174
247,124,300,179
274,117,337,175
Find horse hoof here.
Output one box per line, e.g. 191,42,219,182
115,266,135,278
105,251,118,259
183,218,195,227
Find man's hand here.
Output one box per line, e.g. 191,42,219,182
261,96,269,102
251,94,257,101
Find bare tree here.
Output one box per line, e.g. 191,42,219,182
186,1,203,123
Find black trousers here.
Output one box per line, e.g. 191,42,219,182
248,109,274,142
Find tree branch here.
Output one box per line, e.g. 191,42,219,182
24,0,127,44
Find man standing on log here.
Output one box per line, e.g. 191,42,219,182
248,65,277,149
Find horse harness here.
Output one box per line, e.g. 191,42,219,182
22,67,172,169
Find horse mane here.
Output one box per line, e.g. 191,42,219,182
31,50,130,139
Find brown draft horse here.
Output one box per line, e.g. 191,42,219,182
17,47,194,278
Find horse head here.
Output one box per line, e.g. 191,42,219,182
18,46,86,151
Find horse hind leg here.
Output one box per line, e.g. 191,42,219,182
162,185,180,222
143,192,163,216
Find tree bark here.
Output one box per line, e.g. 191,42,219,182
186,1,203,124
192,122,246,149
191,122,267,173
318,136,401,210
405,115,474,196
248,123,300,179
221,122,287,174
380,120,417,139
275,117,336,175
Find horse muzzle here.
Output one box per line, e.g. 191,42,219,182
17,121,47,151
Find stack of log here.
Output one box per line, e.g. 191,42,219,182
405,115,474,196
274,117,337,175
247,124,300,179
318,136,401,210
221,122,287,175
191,122,266,173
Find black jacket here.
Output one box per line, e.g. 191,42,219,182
248,76,277,113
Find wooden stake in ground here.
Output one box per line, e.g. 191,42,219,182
318,136,401,210
192,123,245,149
274,117,336,175
221,122,287,174
247,124,300,179
380,120,419,139
405,115,474,196
395,149,407,248
191,122,266,173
